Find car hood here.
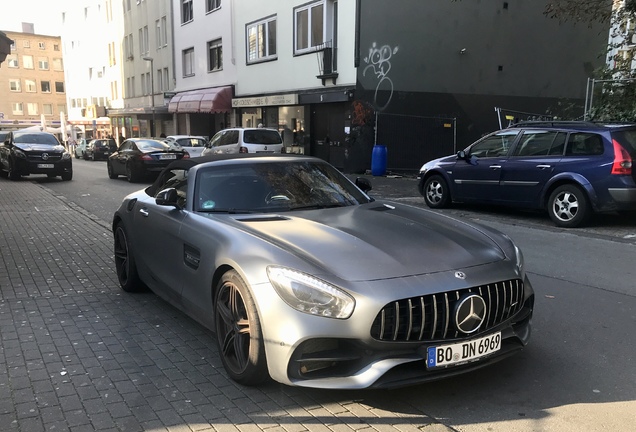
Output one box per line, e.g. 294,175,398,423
227,202,506,282
15,143,65,152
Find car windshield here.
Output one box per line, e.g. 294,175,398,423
13,132,60,146
176,137,206,147
243,130,283,144
195,160,371,213
137,140,171,151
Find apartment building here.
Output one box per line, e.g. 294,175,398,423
169,0,236,139
60,0,124,140
106,0,174,139
0,30,67,132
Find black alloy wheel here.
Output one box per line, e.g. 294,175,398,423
548,184,591,228
214,270,268,385
107,161,118,179
423,174,451,208
126,162,139,183
61,171,73,181
113,223,144,292
8,159,20,181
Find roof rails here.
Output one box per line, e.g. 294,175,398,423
509,120,636,128
509,120,599,128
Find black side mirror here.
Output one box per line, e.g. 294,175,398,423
355,177,372,193
156,188,182,209
457,150,467,159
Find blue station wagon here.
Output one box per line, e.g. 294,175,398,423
418,121,636,227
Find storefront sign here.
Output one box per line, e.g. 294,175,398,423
232,94,298,107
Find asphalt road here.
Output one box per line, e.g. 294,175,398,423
31,159,636,431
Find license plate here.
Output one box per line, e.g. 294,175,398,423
427,332,501,368
159,154,177,160
38,164,54,169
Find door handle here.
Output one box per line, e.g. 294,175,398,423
536,164,551,169
139,208,149,217
489,165,502,170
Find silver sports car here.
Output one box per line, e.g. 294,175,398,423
112,154,534,389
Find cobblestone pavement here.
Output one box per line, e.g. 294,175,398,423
0,178,454,431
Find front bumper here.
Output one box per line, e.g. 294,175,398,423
14,157,72,176
254,262,534,389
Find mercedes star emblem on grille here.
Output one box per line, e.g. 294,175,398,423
455,294,487,334
41,153,49,160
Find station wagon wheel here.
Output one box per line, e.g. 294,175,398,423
214,270,268,385
423,174,451,208
113,222,144,292
548,184,590,228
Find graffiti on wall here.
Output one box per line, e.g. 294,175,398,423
363,42,399,111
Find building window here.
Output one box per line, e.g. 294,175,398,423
10,79,21,92
27,103,39,115
131,76,135,97
125,33,134,59
53,58,64,71
206,0,221,13
294,1,324,54
25,79,37,92
23,40,30,48
207,39,222,71
7,55,18,68
57,104,66,114
163,67,169,90
53,44,60,51
143,25,149,54
41,81,51,93
43,104,54,115
23,55,34,69
247,16,277,63
38,58,49,70
109,41,116,66
161,16,167,46
183,47,194,77
181,0,193,24
55,82,65,93
111,81,118,100
155,19,161,49
12,103,24,115
38,41,46,49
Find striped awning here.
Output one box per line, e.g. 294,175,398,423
168,86,233,114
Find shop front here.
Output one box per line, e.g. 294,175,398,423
231,88,354,166
168,86,234,139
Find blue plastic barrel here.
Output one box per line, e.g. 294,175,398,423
371,144,387,176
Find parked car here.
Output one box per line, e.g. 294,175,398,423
201,127,283,155
74,139,89,159
85,138,117,161
0,130,73,181
418,121,636,228
112,154,534,389
107,138,189,182
0,130,9,144
164,135,208,157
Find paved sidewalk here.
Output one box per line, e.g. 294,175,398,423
0,179,453,431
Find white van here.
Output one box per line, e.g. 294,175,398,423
201,128,283,155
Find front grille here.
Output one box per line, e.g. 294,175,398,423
371,279,524,342
27,152,63,162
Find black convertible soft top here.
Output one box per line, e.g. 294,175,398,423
146,153,314,196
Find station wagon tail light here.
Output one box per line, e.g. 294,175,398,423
239,146,248,153
611,139,632,175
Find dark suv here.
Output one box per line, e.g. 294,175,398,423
418,121,636,227
85,138,117,161
0,130,73,181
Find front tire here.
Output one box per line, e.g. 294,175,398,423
113,223,144,292
423,174,451,208
214,270,268,385
107,161,118,179
8,159,20,181
548,184,590,228
61,171,73,181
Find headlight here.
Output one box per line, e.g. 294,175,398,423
502,234,524,276
267,267,355,319
13,149,26,159
62,152,71,160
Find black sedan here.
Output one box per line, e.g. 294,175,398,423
107,138,189,182
85,138,117,161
